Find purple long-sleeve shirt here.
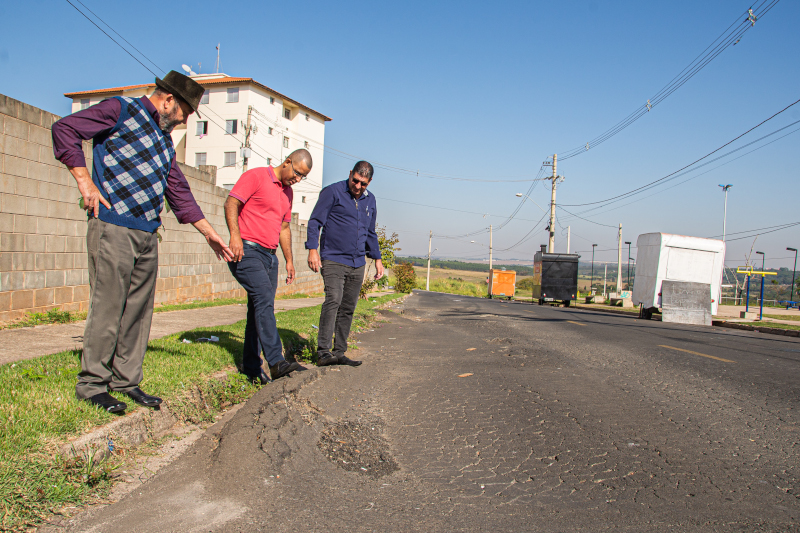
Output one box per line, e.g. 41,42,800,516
52,96,204,224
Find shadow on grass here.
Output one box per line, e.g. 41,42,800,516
174,327,317,371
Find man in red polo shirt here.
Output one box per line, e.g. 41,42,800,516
224,149,312,382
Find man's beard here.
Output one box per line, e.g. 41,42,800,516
159,103,182,133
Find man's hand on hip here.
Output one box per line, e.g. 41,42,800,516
286,261,296,284
307,249,321,273
374,259,385,280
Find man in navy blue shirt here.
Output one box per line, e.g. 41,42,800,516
306,161,383,366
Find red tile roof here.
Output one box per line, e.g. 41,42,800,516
64,76,331,121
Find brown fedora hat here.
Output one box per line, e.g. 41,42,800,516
155,70,205,118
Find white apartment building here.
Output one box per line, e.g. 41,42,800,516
65,73,330,222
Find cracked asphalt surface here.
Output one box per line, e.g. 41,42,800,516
49,291,799,532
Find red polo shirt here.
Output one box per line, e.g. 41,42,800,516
229,167,293,249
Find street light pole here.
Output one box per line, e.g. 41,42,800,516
719,184,732,242
756,251,765,320
591,244,597,295
625,241,632,290
788,247,798,308
426,231,432,291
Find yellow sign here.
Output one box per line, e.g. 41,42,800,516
736,266,776,276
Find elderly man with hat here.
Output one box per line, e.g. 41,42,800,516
52,71,234,413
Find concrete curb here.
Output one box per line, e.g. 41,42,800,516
573,305,660,320
712,320,800,337
575,304,799,337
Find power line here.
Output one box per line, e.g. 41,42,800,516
560,97,800,208
556,0,780,161
557,118,800,227
249,111,545,184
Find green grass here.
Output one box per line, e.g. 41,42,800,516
762,313,800,322
0,293,402,531
748,321,800,331
414,277,488,298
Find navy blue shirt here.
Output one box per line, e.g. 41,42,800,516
305,180,381,267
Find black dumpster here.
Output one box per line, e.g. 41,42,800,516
532,245,580,306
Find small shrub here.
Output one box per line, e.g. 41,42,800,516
394,262,417,293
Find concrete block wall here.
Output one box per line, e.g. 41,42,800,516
0,93,323,324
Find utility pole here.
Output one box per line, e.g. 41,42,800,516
241,105,256,173
489,224,493,270
788,247,798,308
566,226,571,254
603,264,607,298
546,154,563,253
625,241,632,289
426,231,433,291
616,224,622,294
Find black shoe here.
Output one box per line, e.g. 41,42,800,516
245,370,271,385
316,354,338,367
86,392,127,413
269,360,302,380
337,355,362,367
123,387,162,407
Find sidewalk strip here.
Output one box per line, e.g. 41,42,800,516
567,321,586,326
658,345,735,363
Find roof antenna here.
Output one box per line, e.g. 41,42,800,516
215,43,221,73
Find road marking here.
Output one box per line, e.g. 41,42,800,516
567,321,586,326
658,345,735,363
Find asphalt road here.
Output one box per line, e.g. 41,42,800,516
49,291,799,532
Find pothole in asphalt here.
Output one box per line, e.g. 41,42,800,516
486,337,513,344
317,420,399,478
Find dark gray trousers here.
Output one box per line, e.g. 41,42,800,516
76,218,159,399
317,260,365,359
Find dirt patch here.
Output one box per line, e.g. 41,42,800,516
317,420,399,478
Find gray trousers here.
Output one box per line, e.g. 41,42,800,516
76,218,159,399
317,260,365,359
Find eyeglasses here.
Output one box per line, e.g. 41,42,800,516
290,161,308,181
350,176,370,188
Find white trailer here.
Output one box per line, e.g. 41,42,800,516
632,233,726,319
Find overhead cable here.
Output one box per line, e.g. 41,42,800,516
556,0,780,161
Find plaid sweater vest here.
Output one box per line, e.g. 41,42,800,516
91,96,175,232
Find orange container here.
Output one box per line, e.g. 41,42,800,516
489,269,516,299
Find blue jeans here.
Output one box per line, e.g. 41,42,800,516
228,243,285,375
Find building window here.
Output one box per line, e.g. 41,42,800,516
195,153,207,167
268,127,273,135
225,120,238,135
227,87,239,103
80,99,90,110
284,108,291,120
301,196,306,203
270,97,275,104
267,158,271,165
283,136,289,148
305,113,309,121
195,121,208,135
200,91,209,104
223,152,236,167
304,141,309,149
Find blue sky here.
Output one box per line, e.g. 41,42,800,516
1,0,798,268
